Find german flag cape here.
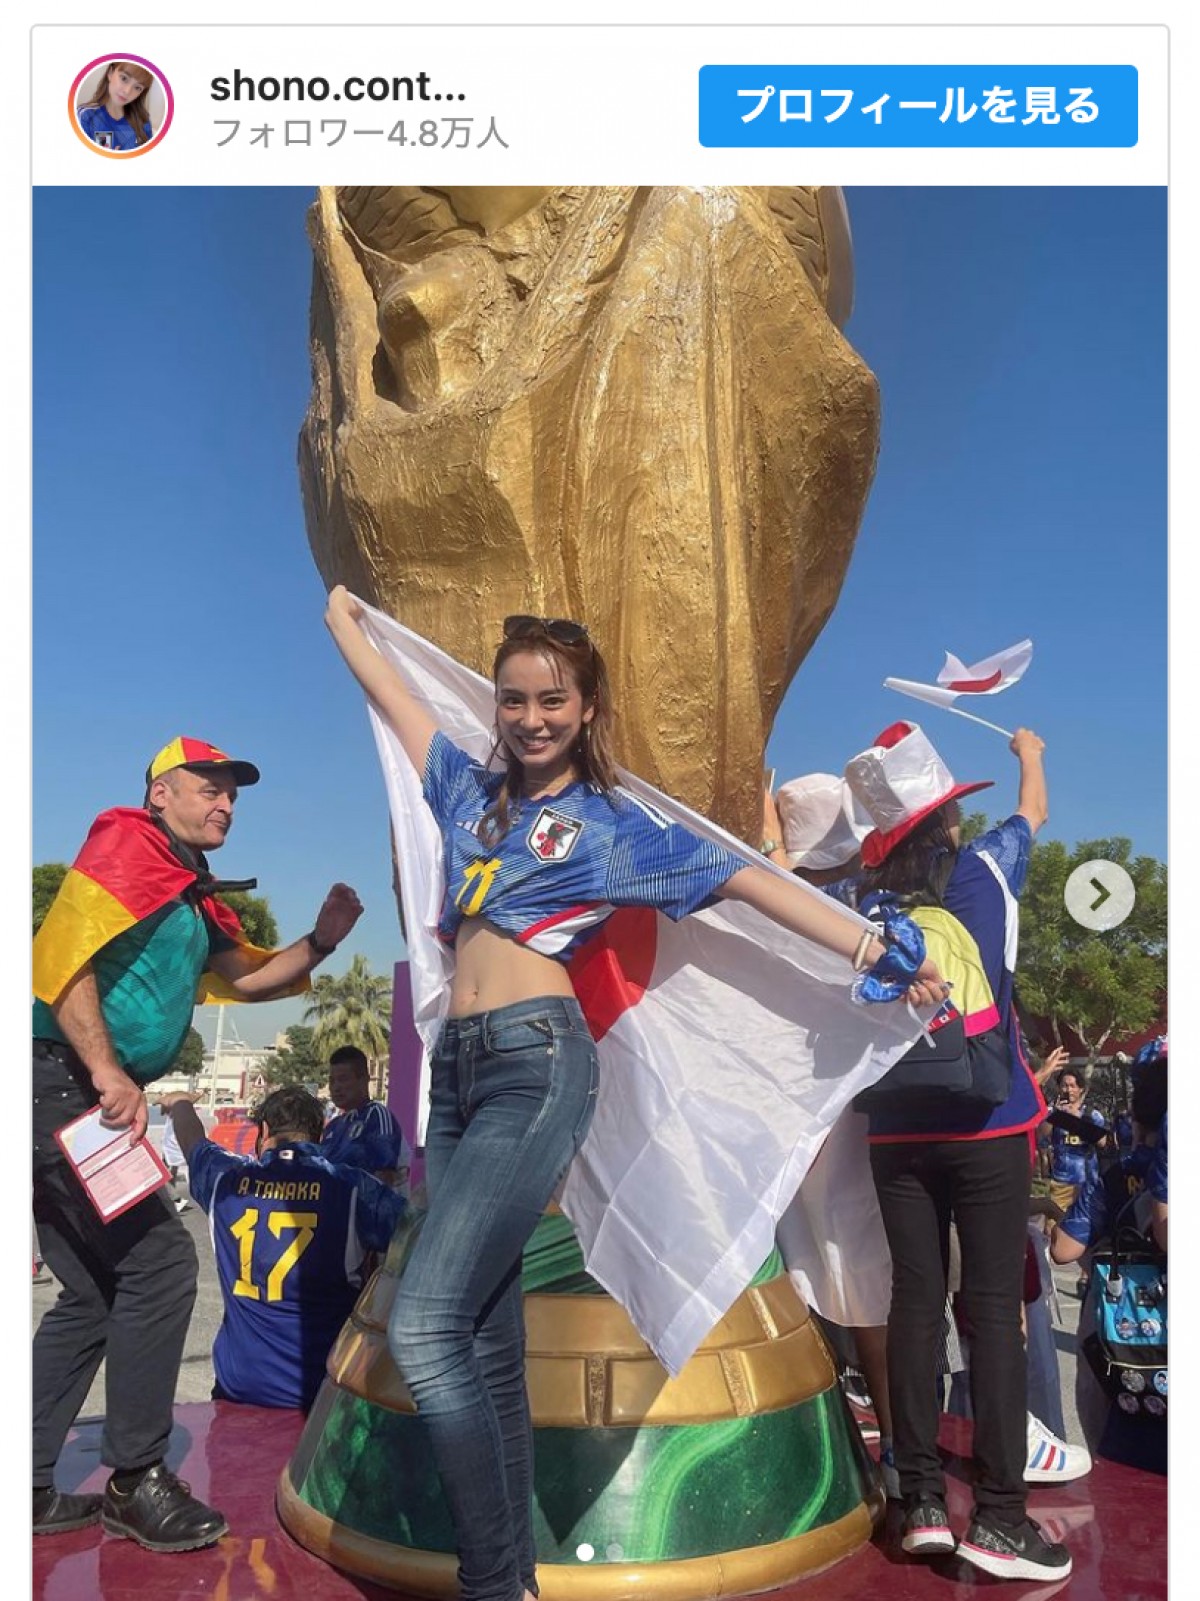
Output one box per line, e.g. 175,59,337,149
33,807,307,1007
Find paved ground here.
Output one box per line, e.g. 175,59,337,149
33,1127,1090,1439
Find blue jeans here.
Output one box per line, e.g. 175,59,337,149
388,997,599,1601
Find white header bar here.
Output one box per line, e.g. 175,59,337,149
34,23,1167,186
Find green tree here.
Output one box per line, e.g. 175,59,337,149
263,1024,324,1091
220,891,279,949
170,1027,205,1083
33,863,69,934
959,810,990,846
1014,835,1165,1058
34,867,280,948
956,816,1166,1059
303,953,392,1062
921,814,1165,1064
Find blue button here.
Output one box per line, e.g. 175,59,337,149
698,65,1138,147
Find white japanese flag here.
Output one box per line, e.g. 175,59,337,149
356,601,923,1373
884,638,1034,711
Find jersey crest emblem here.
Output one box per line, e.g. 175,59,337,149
528,806,584,862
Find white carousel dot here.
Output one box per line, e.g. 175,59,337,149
576,1543,595,1562
605,1543,625,1562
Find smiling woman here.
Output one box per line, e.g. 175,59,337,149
76,60,156,150
322,583,947,1601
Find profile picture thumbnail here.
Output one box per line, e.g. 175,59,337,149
70,55,173,157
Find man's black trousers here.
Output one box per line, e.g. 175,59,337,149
32,1045,198,1486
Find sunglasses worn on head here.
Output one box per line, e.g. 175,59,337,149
502,614,590,646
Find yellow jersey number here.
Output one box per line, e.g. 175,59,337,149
228,1208,318,1302
454,856,502,917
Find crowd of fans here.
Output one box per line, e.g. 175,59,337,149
32,721,1166,1588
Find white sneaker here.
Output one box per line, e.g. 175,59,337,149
1025,1413,1092,1483
173,1197,190,1215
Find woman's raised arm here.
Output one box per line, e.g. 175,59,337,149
716,864,949,1007
324,586,441,775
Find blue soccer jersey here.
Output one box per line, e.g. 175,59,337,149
1050,1105,1108,1186
1147,1113,1167,1205
78,105,152,151
188,1140,404,1408
422,732,746,962
321,1100,411,1177
1060,1145,1158,1247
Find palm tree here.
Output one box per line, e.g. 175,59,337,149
303,954,393,1076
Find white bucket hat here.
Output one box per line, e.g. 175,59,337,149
844,721,993,868
776,773,871,870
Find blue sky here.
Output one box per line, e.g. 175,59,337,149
33,185,1166,1047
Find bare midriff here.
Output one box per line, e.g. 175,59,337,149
448,918,577,1017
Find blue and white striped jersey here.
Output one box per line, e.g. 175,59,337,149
321,1099,411,1177
422,732,746,963
1050,1104,1108,1186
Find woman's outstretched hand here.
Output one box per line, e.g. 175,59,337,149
325,583,363,631
322,583,439,774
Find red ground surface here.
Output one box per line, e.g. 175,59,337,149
34,1405,1165,1600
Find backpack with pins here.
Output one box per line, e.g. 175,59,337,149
852,866,1012,1112
1082,1184,1167,1422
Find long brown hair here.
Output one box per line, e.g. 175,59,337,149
480,631,618,844
858,806,959,904
81,62,154,147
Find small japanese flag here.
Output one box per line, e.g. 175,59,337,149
884,639,1033,711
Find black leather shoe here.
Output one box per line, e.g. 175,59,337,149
33,1487,103,1535
101,1464,228,1552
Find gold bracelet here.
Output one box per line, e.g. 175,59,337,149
852,930,877,973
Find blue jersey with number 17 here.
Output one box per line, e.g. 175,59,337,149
423,732,746,962
188,1139,405,1408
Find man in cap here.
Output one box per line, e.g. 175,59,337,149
32,737,363,1551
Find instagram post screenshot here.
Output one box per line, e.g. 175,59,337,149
23,14,1174,1599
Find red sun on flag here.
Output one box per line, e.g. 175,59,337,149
569,907,658,1041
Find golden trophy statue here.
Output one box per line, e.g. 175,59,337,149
282,186,883,1597
299,185,878,842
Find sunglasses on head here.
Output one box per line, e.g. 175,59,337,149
502,614,591,646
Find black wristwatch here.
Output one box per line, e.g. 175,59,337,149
305,929,337,958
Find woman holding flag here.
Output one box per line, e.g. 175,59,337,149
843,720,1068,1582
324,586,948,1601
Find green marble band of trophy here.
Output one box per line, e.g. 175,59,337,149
278,1214,881,1596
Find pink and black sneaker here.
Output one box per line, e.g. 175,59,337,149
958,1514,1072,1581
901,1495,956,1556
